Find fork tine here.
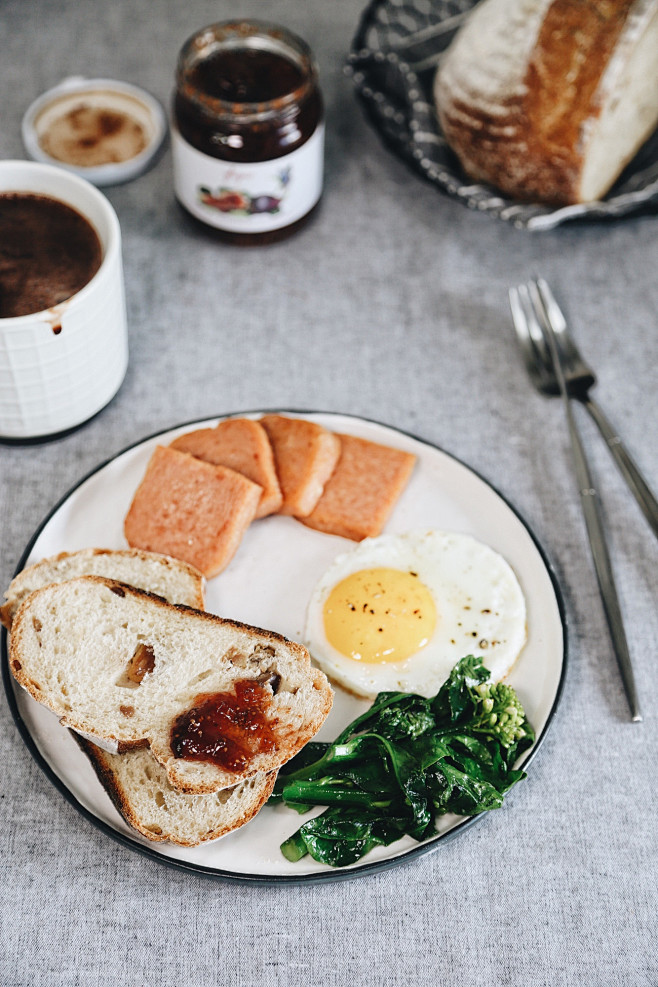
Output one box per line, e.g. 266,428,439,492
528,280,572,402
520,282,554,374
509,286,540,381
528,279,580,394
509,284,547,387
508,285,522,329
508,285,527,348
522,283,545,343
526,281,556,358
534,278,568,334
533,278,589,381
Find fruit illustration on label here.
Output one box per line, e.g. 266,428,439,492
198,189,250,213
198,167,291,216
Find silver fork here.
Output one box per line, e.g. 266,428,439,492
512,278,658,540
510,279,642,722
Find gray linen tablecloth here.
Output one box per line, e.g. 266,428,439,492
1,1,657,985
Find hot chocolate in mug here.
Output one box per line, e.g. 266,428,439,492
0,160,128,440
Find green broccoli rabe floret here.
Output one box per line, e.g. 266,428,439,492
471,681,527,748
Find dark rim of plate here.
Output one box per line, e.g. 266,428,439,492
346,0,658,230
1,409,568,885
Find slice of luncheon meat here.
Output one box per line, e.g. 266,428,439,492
124,445,261,578
170,418,283,518
301,434,416,540
259,415,341,517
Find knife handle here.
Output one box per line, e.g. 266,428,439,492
583,396,658,541
563,398,642,721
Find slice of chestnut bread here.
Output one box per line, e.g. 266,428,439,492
9,576,333,794
1,547,205,630
75,735,277,846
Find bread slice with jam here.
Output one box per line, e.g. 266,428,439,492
9,575,333,794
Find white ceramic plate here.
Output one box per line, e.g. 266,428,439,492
2,411,566,882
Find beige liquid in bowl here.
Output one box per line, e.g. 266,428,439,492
33,89,156,169
40,103,147,166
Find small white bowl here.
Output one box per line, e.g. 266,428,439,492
22,77,167,186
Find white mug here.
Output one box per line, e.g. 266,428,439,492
0,160,128,440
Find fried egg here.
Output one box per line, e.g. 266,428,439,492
304,530,527,698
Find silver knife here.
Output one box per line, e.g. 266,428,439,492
532,278,642,722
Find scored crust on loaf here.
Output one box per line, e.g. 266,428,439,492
301,434,416,541
75,735,277,846
435,0,658,205
10,576,333,794
124,445,262,578
170,418,283,519
259,415,342,517
0,548,206,630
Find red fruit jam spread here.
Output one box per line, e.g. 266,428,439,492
170,679,277,773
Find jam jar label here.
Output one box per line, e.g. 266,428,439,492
171,123,324,233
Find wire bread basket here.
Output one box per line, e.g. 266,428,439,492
346,0,658,230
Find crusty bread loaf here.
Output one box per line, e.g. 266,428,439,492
10,575,333,794
75,735,277,846
435,0,658,205
0,548,205,630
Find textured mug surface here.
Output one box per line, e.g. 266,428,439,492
0,160,128,439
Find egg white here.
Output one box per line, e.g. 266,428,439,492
304,530,527,699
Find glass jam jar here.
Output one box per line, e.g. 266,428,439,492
171,20,324,245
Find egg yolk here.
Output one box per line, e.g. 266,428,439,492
322,567,437,664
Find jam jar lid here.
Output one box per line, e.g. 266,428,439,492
22,76,167,186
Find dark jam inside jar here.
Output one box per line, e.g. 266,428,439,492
172,20,324,244
190,47,305,103
170,680,277,774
